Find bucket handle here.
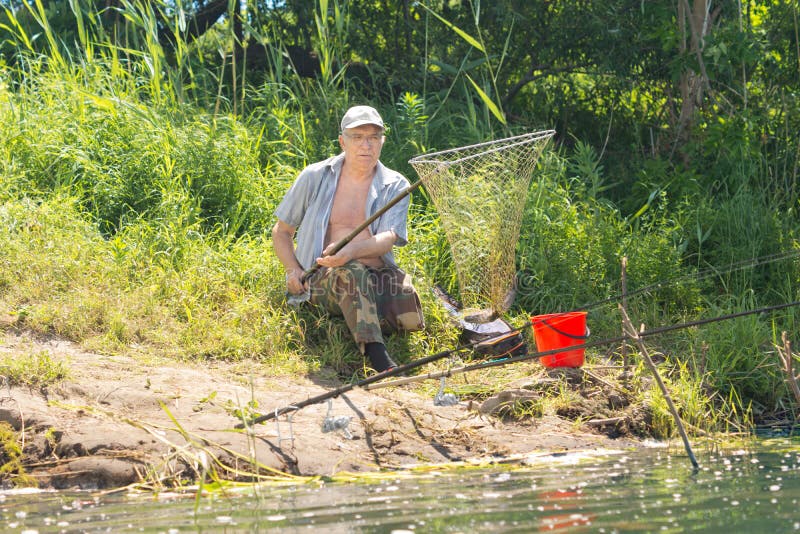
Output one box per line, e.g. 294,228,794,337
539,318,590,340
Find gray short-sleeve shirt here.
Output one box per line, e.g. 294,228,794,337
275,153,411,270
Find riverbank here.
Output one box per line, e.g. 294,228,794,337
0,329,646,490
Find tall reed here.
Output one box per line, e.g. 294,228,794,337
1,0,798,428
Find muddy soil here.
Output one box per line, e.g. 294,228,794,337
0,330,646,490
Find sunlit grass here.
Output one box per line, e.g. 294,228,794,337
0,350,70,389
0,194,305,371
0,0,797,436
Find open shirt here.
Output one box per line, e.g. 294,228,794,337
275,153,411,270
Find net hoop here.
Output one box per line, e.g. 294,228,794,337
408,130,555,168
409,130,555,315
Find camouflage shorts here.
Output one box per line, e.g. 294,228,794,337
309,261,425,352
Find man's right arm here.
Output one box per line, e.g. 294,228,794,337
272,220,306,295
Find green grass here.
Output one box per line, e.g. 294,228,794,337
0,421,36,488
0,1,798,435
0,350,69,389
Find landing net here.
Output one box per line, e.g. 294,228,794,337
410,130,555,317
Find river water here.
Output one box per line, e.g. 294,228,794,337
2,439,799,533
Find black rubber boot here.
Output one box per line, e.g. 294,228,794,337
364,342,397,372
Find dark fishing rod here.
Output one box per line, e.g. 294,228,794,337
433,299,800,378
572,249,800,314
237,299,800,428
235,338,478,428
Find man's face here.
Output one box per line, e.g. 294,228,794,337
339,124,385,169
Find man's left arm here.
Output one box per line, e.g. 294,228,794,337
316,174,409,267
375,178,411,246
316,231,397,268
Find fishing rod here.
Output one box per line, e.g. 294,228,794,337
235,341,476,428
237,310,587,427
287,167,446,306
236,299,800,428
571,249,800,314
365,299,800,391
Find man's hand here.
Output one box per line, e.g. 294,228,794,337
315,244,353,268
315,230,396,268
286,269,307,295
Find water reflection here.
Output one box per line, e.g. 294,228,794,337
2,440,799,532
535,489,592,531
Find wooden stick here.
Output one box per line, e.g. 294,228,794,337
621,256,629,381
585,417,627,427
779,331,800,411
619,305,699,469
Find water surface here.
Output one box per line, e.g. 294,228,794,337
3,439,799,532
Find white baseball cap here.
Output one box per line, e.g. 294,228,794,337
340,105,384,131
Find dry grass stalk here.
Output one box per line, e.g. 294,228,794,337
778,331,800,413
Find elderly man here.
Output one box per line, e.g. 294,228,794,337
272,105,425,372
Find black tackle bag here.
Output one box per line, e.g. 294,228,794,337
432,286,527,359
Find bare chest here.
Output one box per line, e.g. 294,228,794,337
329,178,371,228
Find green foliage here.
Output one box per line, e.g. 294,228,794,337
0,422,36,488
1,71,273,236
516,147,698,332
0,0,799,430
382,91,429,176
640,356,720,439
691,294,788,415
0,350,69,388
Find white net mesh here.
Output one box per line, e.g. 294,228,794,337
410,131,555,317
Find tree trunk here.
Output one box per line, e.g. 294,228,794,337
673,0,719,161
157,0,229,47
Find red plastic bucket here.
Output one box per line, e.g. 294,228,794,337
531,312,588,368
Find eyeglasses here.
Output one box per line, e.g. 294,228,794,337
343,133,384,145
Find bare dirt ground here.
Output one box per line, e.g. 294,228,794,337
0,330,643,490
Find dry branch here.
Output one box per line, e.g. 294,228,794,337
778,331,800,413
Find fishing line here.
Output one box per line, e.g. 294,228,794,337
239,299,800,426
367,299,800,391
553,248,800,315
